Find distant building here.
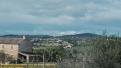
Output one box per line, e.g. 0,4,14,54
0,36,33,61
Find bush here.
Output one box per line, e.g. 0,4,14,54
90,35,121,68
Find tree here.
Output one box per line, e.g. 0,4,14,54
0,51,13,64
90,35,121,68
33,46,66,62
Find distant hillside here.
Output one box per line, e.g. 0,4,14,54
57,33,101,40
0,33,101,39
60,33,101,38
0,34,53,39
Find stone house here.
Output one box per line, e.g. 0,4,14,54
0,36,33,61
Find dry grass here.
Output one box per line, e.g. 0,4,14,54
0,64,57,68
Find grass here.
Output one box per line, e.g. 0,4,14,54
0,64,57,68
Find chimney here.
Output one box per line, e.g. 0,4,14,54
23,35,26,40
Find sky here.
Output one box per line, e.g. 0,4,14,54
0,0,121,35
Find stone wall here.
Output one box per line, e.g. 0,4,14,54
0,44,19,60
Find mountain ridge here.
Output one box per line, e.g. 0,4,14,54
57,33,100,38
0,33,100,39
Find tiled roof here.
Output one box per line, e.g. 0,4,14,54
0,38,24,44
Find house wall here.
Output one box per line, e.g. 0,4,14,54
0,44,19,60
0,39,33,60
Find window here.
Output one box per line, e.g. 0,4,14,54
2,45,4,48
11,45,13,49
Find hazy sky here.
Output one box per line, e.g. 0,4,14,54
0,0,121,35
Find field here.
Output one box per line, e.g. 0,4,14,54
0,64,57,68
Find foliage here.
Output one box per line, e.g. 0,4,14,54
59,34,121,68
0,51,13,64
90,35,121,68
33,46,66,62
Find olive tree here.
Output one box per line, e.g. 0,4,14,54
90,35,121,68
0,51,13,64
